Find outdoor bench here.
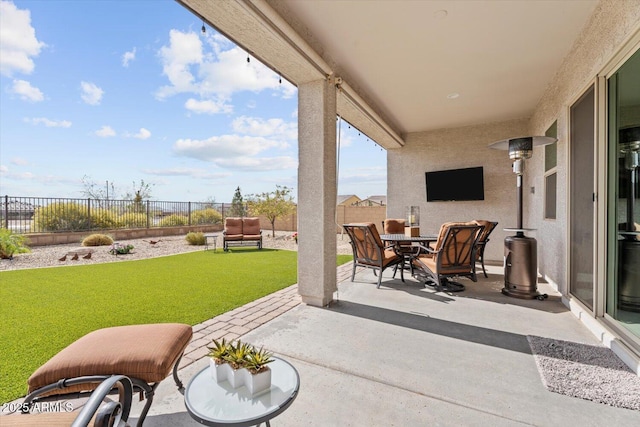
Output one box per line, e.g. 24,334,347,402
223,217,263,251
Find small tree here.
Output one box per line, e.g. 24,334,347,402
247,185,296,237
123,180,154,213
80,175,116,201
228,186,247,217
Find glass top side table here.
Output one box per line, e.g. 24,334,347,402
184,357,300,426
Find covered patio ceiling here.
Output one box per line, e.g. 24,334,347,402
178,0,599,146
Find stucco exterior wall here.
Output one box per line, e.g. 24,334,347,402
528,0,640,294
387,118,529,263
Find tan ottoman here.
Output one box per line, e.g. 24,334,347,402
25,323,192,426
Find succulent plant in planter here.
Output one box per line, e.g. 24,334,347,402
244,346,274,374
207,338,229,365
207,338,275,396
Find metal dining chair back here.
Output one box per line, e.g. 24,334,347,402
343,223,404,288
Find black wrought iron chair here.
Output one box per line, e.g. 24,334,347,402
412,222,483,292
473,220,498,278
382,218,417,277
343,222,404,288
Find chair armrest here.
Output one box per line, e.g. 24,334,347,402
71,375,133,427
415,243,439,255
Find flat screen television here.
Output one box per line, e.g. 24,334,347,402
425,166,484,201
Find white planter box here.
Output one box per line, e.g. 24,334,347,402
210,359,232,383
243,367,272,396
209,359,272,396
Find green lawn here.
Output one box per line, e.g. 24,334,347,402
0,249,353,403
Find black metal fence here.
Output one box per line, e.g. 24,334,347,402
1,196,244,234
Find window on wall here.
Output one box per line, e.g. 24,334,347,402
544,121,558,219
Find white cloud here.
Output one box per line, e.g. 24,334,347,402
80,81,104,105
11,157,28,166
215,156,297,171
133,128,151,139
231,116,297,140
173,135,295,171
184,98,232,115
24,117,71,127
0,164,7,174
156,29,296,107
0,1,46,77
155,29,202,98
95,125,116,137
10,79,43,101
174,135,286,159
122,47,136,67
142,167,230,179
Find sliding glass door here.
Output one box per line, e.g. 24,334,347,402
606,48,640,339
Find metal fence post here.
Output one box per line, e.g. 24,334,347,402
4,195,8,229
87,198,91,230
146,200,150,229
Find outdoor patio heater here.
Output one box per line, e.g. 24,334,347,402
489,136,557,300
618,125,640,312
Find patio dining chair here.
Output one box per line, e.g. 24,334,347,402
343,222,404,288
473,220,498,278
382,218,419,277
412,222,483,292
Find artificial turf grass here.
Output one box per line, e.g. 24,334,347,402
0,248,352,404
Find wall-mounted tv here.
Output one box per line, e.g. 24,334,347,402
425,166,484,201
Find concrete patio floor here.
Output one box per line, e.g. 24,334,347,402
134,264,640,426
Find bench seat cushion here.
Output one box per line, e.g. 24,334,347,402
28,323,192,393
223,234,243,241
242,234,262,241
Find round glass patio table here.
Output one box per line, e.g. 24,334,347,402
184,357,300,426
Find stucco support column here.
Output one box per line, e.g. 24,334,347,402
297,77,337,306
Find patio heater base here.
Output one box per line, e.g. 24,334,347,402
502,234,547,300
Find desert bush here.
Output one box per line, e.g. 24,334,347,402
185,232,206,245
119,212,148,228
191,208,222,225
90,209,120,229
33,202,90,231
158,214,188,227
82,234,114,246
0,228,30,259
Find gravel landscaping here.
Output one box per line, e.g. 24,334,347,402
0,231,354,271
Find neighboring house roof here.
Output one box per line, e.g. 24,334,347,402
365,195,386,205
337,195,361,206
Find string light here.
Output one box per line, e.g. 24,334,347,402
201,21,206,34
247,55,250,63
279,74,282,84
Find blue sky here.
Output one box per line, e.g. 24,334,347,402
0,0,386,202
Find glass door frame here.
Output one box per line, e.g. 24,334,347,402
598,32,640,352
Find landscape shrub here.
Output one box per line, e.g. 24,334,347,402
90,209,120,229
185,232,206,245
158,214,188,227
0,228,30,259
191,208,222,225
119,212,148,228
33,202,90,231
82,234,114,246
